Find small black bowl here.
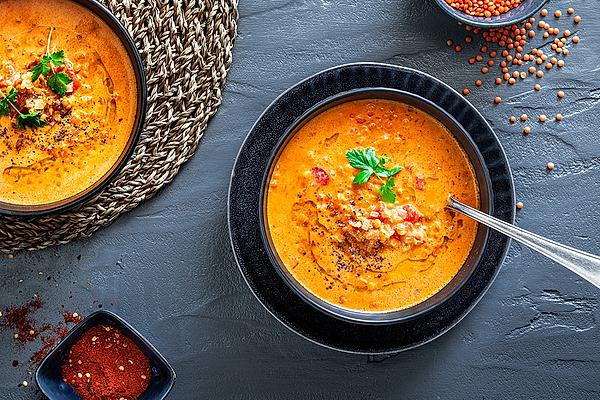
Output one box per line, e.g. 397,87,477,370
35,310,175,400
0,0,146,217
433,0,548,27
259,88,492,324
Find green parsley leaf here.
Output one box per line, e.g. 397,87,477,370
47,71,73,97
30,51,66,81
50,50,65,66
17,112,47,129
364,147,379,168
346,148,373,171
378,177,396,204
0,88,18,116
375,165,403,178
31,55,52,81
352,169,372,185
346,147,403,203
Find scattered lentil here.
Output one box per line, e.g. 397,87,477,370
494,96,502,104
516,201,524,209
520,114,528,121
557,90,565,98
523,126,531,134
556,113,563,121
539,114,547,122
547,162,555,170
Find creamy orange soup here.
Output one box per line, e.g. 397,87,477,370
266,99,479,312
0,0,137,205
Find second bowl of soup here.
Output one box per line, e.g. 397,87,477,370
261,89,491,323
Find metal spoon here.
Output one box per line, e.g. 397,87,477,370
448,197,600,289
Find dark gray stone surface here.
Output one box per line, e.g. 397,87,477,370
1,0,600,398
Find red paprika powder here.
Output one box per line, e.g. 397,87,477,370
61,324,151,400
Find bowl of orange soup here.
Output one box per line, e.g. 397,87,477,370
260,88,492,324
0,0,146,216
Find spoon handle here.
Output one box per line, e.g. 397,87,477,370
448,198,600,289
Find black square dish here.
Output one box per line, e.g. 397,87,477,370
35,310,176,400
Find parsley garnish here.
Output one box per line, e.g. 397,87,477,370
0,87,18,116
17,112,47,129
0,88,47,129
30,50,65,82
47,71,72,97
346,147,403,203
29,29,72,97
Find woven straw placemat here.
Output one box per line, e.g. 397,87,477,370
0,0,239,254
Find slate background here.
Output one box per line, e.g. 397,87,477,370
2,0,600,399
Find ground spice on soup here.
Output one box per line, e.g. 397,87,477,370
62,324,151,400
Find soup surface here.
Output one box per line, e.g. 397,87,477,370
266,99,480,312
0,0,137,205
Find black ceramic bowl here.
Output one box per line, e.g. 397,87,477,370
260,88,492,324
433,0,548,27
35,310,175,400
229,63,514,353
0,0,146,217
